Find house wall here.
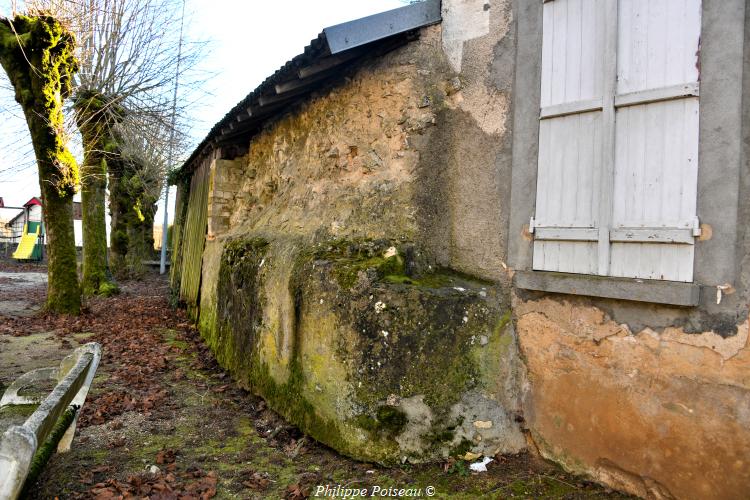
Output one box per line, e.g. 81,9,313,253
176,0,750,497
188,14,528,465
505,0,750,497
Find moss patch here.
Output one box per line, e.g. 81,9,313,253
195,236,519,464
0,14,81,314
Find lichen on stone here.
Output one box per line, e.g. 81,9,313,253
195,236,524,464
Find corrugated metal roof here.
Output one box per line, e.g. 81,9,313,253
176,0,441,177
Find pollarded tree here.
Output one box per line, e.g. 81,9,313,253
28,0,202,290
0,14,81,314
109,114,173,277
74,90,124,294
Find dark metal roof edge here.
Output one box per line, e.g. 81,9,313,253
323,0,441,54
176,0,441,179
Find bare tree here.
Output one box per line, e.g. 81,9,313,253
109,111,182,277
26,0,204,290
0,13,81,313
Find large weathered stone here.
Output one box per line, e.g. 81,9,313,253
198,237,525,464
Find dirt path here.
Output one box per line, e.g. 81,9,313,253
1,270,633,499
0,269,47,317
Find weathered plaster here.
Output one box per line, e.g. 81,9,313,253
447,0,512,136
515,297,750,499
441,0,492,73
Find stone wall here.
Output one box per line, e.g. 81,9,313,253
193,17,527,464
178,0,750,496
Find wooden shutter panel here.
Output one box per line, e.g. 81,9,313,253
533,0,606,274
609,0,701,282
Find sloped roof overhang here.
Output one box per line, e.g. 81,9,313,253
175,0,441,179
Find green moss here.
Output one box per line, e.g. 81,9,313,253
329,254,403,289
21,406,77,496
193,236,514,465
0,14,81,314
97,281,120,297
375,406,408,435
353,406,408,439
449,439,473,458
204,237,270,382
163,329,189,351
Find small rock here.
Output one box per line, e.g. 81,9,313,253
480,335,489,346
147,465,161,474
473,420,493,429
447,77,462,95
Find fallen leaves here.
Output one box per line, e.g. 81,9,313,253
241,470,271,491
156,449,177,465
284,483,310,500
88,468,217,499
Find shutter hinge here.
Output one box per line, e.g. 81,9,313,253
529,217,536,234
692,216,702,237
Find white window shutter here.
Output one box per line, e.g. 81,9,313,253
533,0,606,275
533,0,702,282
609,0,701,282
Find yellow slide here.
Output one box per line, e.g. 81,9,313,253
12,223,40,260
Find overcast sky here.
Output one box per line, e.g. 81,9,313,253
0,0,404,220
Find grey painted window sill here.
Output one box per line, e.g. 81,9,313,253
514,270,700,307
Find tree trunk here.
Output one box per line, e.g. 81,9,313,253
79,132,109,294
38,164,80,314
0,15,81,314
126,198,156,278
75,98,118,295
108,154,129,277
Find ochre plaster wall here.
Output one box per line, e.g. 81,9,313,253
515,297,750,499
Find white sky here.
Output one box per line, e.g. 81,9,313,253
0,0,405,222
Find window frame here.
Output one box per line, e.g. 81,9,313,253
508,0,746,307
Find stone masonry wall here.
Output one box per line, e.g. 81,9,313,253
187,0,750,496
195,16,528,465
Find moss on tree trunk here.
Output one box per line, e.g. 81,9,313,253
80,154,109,295
0,15,81,314
125,195,156,278
107,152,129,276
75,93,122,295
108,151,158,279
